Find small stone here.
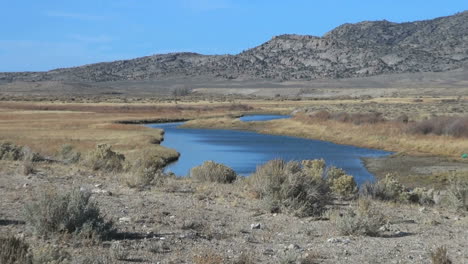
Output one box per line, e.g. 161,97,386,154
119,217,131,223
327,238,340,243
263,248,274,256
419,207,426,213
250,223,261,229
94,184,103,188
287,244,300,250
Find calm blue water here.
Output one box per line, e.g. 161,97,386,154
239,114,291,122
147,115,391,184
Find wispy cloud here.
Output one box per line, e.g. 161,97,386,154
44,11,106,21
180,0,232,12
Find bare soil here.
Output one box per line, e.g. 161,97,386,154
1,160,467,263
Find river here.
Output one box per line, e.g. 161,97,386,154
147,115,391,184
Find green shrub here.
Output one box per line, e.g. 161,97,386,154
24,188,114,240
190,161,237,183
330,174,358,197
325,166,347,181
58,144,81,164
301,159,325,178
431,246,452,264
250,159,330,217
332,199,385,236
85,144,125,172
0,235,32,264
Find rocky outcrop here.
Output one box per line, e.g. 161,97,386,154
1,11,467,82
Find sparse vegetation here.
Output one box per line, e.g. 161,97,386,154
190,161,237,183
85,144,125,172
407,115,468,138
332,199,385,236
250,159,331,217
430,246,452,264
124,148,168,187
0,142,24,161
24,188,114,240
0,235,32,264
446,174,468,211
57,144,81,164
360,174,406,201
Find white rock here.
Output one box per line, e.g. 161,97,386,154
250,223,261,229
119,217,131,223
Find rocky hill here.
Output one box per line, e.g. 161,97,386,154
1,11,467,83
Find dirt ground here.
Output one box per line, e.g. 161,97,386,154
1,160,467,264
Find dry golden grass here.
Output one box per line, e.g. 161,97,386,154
0,101,254,159
184,115,468,158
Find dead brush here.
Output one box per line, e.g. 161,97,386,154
430,246,452,264
85,144,125,172
0,235,32,264
193,250,224,264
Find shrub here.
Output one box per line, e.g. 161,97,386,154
446,174,468,211
58,144,81,164
109,242,128,261
330,174,358,197
430,246,452,264
24,188,114,240
332,199,385,236
193,251,224,264
250,159,330,217
190,161,237,183
85,144,125,172
0,235,32,264
406,115,468,138
71,255,113,264
360,174,405,201
33,245,70,264
308,111,386,125
301,159,325,178
125,149,167,188
0,142,23,160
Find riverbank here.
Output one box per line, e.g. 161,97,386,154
182,116,468,188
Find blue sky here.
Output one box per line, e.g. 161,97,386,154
1,0,466,72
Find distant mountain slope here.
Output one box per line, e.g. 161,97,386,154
1,11,467,82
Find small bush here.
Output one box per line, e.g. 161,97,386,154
109,242,128,261
125,149,167,188
85,144,125,172
431,246,452,264
190,161,237,183
446,174,468,211
71,255,113,264
333,199,385,236
301,159,325,178
250,159,330,217
58,144,81,164
0,235,32,264
0,142,23,160
330,174,358,197
24,188,114,240
360,174,405,201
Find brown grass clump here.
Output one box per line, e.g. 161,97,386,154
249,159,330,217
24,188,114,240
307,111,386,125
0,235,32,264
85,144,125,172
193,251,224,264
430,246,452,264
332,199,385,236
190,161,237,183
407,115,468,138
